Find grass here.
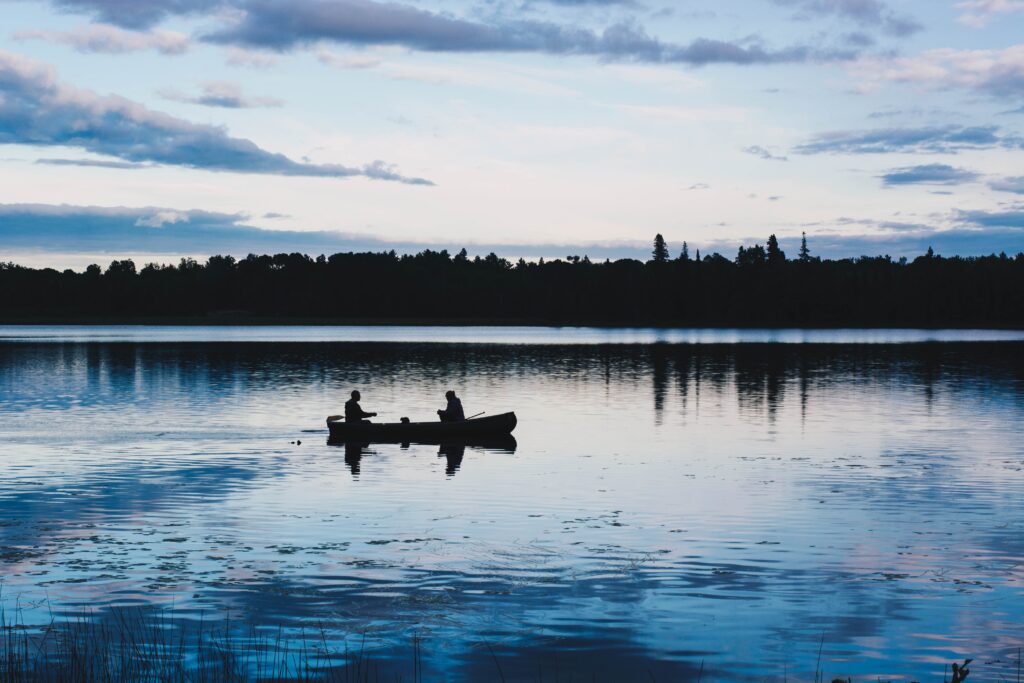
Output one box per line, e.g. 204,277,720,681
0,607,1012,683
0,606,422,683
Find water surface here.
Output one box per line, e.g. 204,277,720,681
2,324,1023,344
0,329,1022,681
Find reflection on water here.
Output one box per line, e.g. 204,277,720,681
3,324,1024,344
332,439,516,479
0,338,1023,682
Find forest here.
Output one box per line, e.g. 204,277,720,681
2,234,1022,327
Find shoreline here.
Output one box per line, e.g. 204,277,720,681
1,317,1023,330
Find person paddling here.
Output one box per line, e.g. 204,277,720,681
437,390,465,422
345,390,377,423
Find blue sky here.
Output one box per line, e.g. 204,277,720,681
1,0,1023,267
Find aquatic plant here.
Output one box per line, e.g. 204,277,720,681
0,606,1013,683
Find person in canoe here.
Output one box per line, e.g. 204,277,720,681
344,390,377,423
436,390,465,422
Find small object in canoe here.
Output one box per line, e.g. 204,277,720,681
327,411,516,443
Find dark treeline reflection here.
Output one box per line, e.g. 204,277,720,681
2,240,1022,325
3,342,1022,421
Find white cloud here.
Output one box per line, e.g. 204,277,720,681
224,47,277,68
315,49,383,69
849,46,1024,98
135,210,189,228
956,0,1024,27
0,49,432,184
14,23,189,54
159,81,284,108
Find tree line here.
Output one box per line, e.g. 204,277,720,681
2,234,1022,326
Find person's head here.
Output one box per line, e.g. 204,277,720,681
445,390,456,400
351,390,361,400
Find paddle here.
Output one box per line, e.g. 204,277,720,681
327,413,380,423
466,412,485,420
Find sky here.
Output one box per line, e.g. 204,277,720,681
1,0,1024,268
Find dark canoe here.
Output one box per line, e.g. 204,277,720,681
327,411,517,443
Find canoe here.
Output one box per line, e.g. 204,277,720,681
327,411,517,442
329,435,518,451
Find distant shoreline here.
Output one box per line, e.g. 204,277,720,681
1,317,1023,330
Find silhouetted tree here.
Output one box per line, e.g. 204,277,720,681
0,241,1021,326
767,234,786,265
652,234,670,263
679,241,690,262
105,259,136,277
736,245,767,268
799,232,811,262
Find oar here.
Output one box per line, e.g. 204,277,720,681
327,413,381,423
466,412,485,420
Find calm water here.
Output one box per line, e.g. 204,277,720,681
1,328,1023,681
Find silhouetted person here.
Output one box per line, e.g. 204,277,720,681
438,442,465,476
344,442,368,477
345,390,377,423
437,390,465,422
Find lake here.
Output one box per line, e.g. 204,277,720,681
1,327,1022,681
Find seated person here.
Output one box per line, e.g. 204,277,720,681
345,390,377,423
437,390,465,422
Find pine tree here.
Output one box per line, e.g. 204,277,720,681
767,234,786,265
652,234,670,263
799,232,811,262
679,241,690,262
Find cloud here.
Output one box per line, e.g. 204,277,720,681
771,0,922,36
783,223,1024,257
743,145,788,161
0,50,432,184
135,210,190,227
0,203,365,254
200,0,819,65
14,23,189,54
956,0,1024,27
35,158,152,169
990,176,1024,194
315,49,382,69
879,164,980,186
850,46,1024,99
957,206,1024,228
538,0,637,4
795,125,1021,154
224,46,278,67
42,0,219,29
159,81,284,108
0,203,663,258
2,203,1022,261
25,0,844,66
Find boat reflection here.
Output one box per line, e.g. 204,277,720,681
438,442,464,476
330,436,517,478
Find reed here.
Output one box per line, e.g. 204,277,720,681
0,605,412,683
0,606,1011,683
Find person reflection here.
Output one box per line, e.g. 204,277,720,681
344,442,370,477
438,442,465,476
